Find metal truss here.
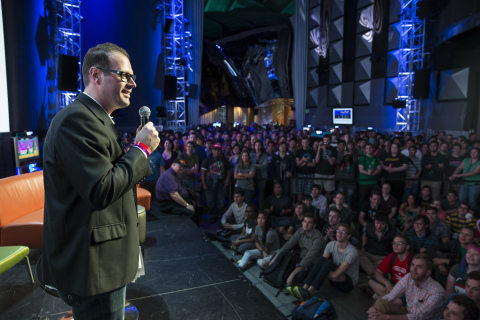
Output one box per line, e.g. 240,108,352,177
395,0,429,133
57,0,82,109
163,0,188,130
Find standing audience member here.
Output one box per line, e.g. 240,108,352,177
202,143,231,223
421,141,447,201
450,147,480,207
178,141,200,190
252,140,268,211
403,145,422,202
358,144,382,209
272,141,296,196
381,142,408,203
336,154,357,207
295,137,316,202
314,134,337,203
234,150,256,205
162,139,178,170
367,254,445,320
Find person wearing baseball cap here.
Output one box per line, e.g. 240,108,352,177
201,142,231,223
156,157,196,220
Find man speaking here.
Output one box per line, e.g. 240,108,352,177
42,43,160,319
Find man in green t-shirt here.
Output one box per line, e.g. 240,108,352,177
358,143,381,209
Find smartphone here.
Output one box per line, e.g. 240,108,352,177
316,130,323,135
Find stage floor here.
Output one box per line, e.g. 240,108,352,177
0,202,372,319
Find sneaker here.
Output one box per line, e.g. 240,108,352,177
294,286,310,302
286,286,300,300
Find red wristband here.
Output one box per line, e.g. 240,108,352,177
135,142,152,155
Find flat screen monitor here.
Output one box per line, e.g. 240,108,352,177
13,136,40,167
333,108,353,125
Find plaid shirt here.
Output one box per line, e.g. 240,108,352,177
405,229,440,254
383,274,445,320
429,219,451,243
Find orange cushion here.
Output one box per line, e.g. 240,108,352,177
0,171,44,228
0,209,44,249
137,187,151,211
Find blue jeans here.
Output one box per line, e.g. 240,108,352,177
459,184,480,207
57,286,126,320
403,180,419,202
304,257,353,292
205,181,225,218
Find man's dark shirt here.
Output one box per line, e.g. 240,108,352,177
201,154,230,183
296,149,316,175
381,153,408,180
156,167,189,201
315,145,338,175
361,203,380,224
421,152,447,181
265,194,292,216
272,151,296,179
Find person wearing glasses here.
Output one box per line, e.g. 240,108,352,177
405,215,440,254
446,201,476,239
289,224,359,302
362,234,412,301
42,43,160,319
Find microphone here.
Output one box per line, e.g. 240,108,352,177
139,106,151,127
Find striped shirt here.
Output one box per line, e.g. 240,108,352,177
446,212,476,235
383,274,445,320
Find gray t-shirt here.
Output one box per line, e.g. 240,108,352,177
449,264,467,294
255,225,280,255
324,241,359,285
235,163,256,190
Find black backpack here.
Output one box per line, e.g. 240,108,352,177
390,253,413,272
259,252,296,297
291,297,337,320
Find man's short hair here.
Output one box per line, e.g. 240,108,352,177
468,270,480,281
408,145,417,151
295,202,307,211
303,211,317,225
370,190,381,198
425,206,438,214
339,223,352,235
278,141,287,147
82,43,130,86
462,226,477,238
450,295,480,320
323,134,332,139
394,233,410,246
273,181,283,189
365,143,374,148
448,190,458,197
460,201,472,210
302,194,313,201
186,141,195,147
311,184,321,192
430,140,438,146
335,191,346,198
374,211,389,223
246,205,257,216
327,207,342,219
233,190,244,197
413,214,430,227
413,253,434,271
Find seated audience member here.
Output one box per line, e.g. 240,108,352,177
424,206,451,244
418,185,433,210
466,271,480,312
237,212,279,271
278,202,306,243
359,212,397,277
446,245,480,298
230,205,257,254
270,212,326,286
380,183,398,221
397,194,420,232
405,214,440,254
264,182,293,228
302,194,316,215
156,158,195,219
447,201,476,239
289,224,359,301
364,234,412,300
219,190,248,232
329,191,355,226
359,190,382,230
443,295,479,320
367,254,445,320
442,190,460,216
430,227,477,285
322,208,342,243
310,184,327,220
430,199,447,221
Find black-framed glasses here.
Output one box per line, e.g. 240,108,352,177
96,67,136,83
392,241,406,246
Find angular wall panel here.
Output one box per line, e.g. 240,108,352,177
308,47,320,68
331,0,345,19
386,50,399,78
438,68,469,100
307,87,320,107
329,62,343,84
385,77,399,104
354,81,371,105
388,23,401,51
308,67,319,88
355,57,371,81
328,84,342,106
330,40,343,63
356,33,373,57
330,17,344,41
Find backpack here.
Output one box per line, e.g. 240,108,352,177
390,253,413,272
259,253,296,297
291,297,337,320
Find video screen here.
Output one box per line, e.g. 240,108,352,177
16,136,40,160
333,108,353,125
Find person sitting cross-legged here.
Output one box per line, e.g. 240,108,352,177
367,253,445,320
289,223,359,301
218,190,248,233
362,234,412,301
270,212,326,287
229,205,257,255
358,211,398,277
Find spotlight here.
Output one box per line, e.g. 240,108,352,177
74,12,84,22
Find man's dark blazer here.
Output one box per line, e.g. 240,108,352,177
42,93,152,296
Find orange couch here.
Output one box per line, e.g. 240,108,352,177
0,171,44,249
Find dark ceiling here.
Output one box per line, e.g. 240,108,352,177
204,0,295,40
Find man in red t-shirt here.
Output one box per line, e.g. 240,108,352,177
362,234,412,301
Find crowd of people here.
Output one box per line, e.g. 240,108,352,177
126,122,480,319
